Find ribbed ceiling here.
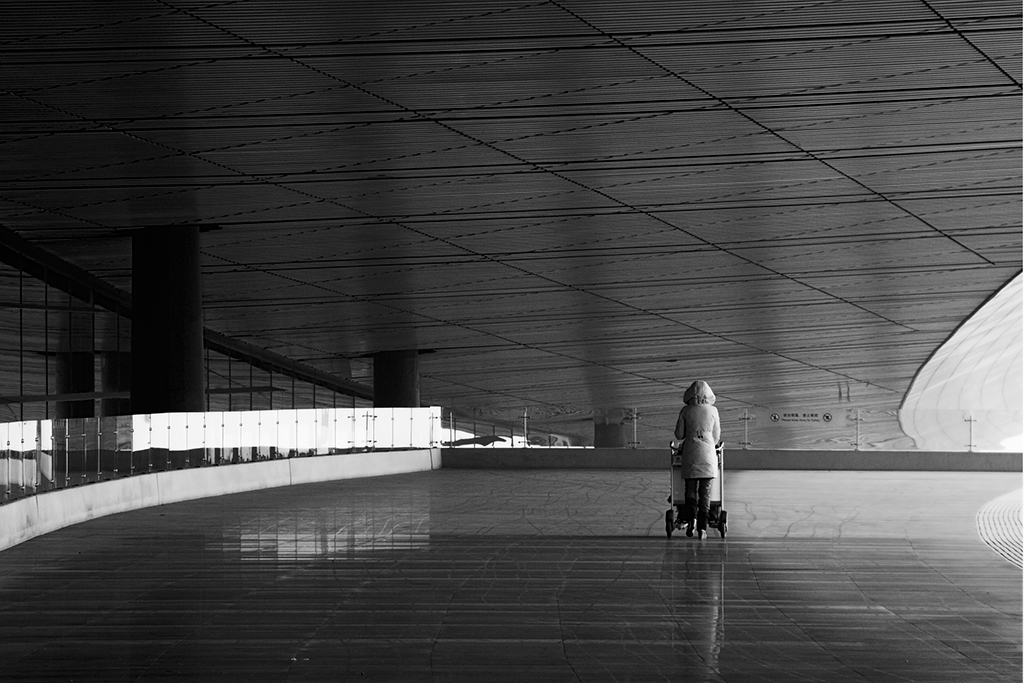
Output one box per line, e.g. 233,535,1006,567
0,0,1020,445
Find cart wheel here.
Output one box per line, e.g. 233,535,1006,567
665,509,674,538
719,510,728,538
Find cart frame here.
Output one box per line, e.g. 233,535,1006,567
665,441,727,538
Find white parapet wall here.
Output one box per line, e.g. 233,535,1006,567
0,448,441,553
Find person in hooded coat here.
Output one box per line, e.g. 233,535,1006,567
673,380,721,539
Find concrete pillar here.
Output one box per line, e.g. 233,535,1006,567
593,408,629,448
99,351,131,417
55,351,94,419
55,308,94,419
594,422,630,448
373,350,420,407
131,226,205,414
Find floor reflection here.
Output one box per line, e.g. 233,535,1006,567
663,542,726,677
210,494,432,561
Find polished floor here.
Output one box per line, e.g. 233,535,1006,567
0,469,1020,682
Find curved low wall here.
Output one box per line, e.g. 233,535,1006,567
440,448,1023,471
0,448,440,553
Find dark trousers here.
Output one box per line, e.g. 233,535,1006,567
683,478,713,531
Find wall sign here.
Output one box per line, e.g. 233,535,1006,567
769,411,833,423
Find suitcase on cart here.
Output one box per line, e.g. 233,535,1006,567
665,441,727,538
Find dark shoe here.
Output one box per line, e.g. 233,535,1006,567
686,522,694,537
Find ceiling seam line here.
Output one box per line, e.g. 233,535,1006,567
917,0,1022,87
4,85,1015,147
200,247,903,399
123,1,921,346
6,11,1020,53
197,250,720,398
546,0,1000,268
0,1,237,49
5,69,911,368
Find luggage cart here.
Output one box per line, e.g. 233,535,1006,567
665,441,727,538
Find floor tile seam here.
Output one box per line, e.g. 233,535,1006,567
551,575,589,683
739,552,885,681
858,532,1021,653
424,541,530,677
3,579,204,670
820,562,1021,670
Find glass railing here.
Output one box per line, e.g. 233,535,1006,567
0,407,443,504
441,408,1022,452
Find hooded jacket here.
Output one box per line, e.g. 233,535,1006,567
673,380,721,479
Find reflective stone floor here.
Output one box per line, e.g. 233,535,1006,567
0,469,1020,682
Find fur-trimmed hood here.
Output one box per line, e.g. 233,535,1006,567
684,380,715,405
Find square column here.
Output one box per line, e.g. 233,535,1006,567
131,226,205,414
373,350,420,407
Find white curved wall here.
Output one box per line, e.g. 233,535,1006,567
901,274,1023,451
